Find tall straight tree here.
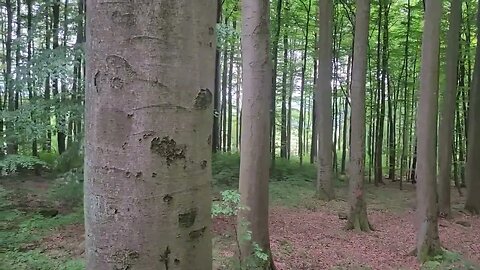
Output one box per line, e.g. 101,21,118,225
346,0,372,232
415,0,443,262
271,0,283,162
238,0,275,268
464,0,480,214
438,0,462,218
5,0,14,154
84,1,215,268
316,0,334,200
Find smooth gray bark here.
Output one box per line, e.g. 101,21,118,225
415,0,443,262
85,1,215,268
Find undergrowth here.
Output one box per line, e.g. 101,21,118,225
421,250,477,270
0,184,84,269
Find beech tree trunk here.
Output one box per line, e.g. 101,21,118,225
346,0,372,232
238,0,275,268
5,0,14,154
271,0,283,162
85,1,215,268
316,0,334,200
212,0,222,153
227,22,235,152
280,32,288,159
415,0,443,262
438,0,462,218
464,1,480,214
298,0,312,165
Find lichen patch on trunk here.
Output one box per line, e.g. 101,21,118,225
111,249,139,270
188,226,207,241
150,136,186,166
193,88,212,110
178,208,197,228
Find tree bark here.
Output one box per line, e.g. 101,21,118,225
221,17,229,152
227,21,235,152
415,0,443,262
464,1,480,214
438,0,462,218
271,0,283,162
27,0,37,156
341,53,352,174
400,0,412,189
84,1,215,268
346,0,372,232
212,0,222,153
44,10,52,152
5,0,15,154
298,0,312,165
280,32,288,159
238,0,275,268
316,0,335,200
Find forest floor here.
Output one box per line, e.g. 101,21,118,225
0,155,479,270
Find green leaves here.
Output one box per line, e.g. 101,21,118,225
212,189,242,217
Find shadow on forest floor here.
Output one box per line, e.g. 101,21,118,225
0,159,479,270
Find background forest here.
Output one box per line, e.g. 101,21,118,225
0,0,479,269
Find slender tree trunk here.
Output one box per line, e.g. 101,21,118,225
310,50,317,164
236,60,241,150
27,0,37,156
464,1,480,214
341,54,352,174
52,0,66,154
271,0,283,162
221,17,229,152
346,0,372,232
374,1,386,186
85,1,215,268
13,0,21,153
44,11,52,152
227,22,235,152
415,0,443,262
286,47,294,160
280,32,288,159
212,0,222,153
298,0,312,165
438,0,462,218
316,0,335,200
459,52,467,187
238,0,275,268
384,4,395,182
5,0,15,154
400,0,412,189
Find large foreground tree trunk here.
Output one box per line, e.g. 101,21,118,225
238,0,275,268
438,0,462,218
316,0,335,200
415,0,443,262
84,1,215,268
346,0,372,232
465,0,480,214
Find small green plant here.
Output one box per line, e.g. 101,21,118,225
0,155,49,175
421,250,475,270
212,189,271,270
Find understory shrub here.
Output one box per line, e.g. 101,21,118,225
0,155,49,176
49,168,84,208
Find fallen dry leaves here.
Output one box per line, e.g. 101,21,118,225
213,203,480,270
